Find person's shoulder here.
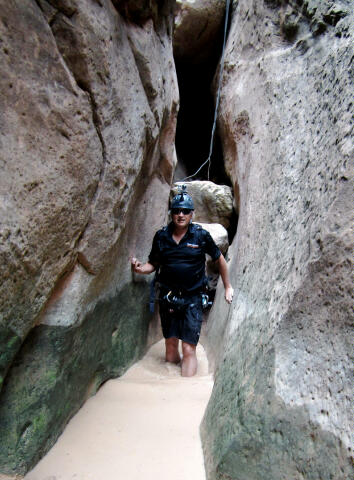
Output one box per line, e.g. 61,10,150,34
191,223,208,234
155,225,169,237
190,222,203,231
190,223,210,240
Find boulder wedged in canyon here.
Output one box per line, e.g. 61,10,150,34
199,223,229,256
198,223,229,292
201,1,354,479
172,181,234,229
0,0,177,474
173,0,226,64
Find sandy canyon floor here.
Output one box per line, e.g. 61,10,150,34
15,340,214,480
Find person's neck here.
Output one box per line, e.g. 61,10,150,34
173,224,189,238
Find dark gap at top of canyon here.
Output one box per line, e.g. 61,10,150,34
173,9,231,186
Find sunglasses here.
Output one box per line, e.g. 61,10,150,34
171,208,192,215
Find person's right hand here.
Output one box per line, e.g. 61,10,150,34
130,258,156,275
130,257,142,273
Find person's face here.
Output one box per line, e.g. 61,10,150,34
171,208,193,228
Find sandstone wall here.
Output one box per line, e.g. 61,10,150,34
202,1,354,479
0,0,177,474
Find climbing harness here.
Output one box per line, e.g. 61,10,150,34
182,0,232,182
162,290,211,312
149,285,212,314
164,291,191,310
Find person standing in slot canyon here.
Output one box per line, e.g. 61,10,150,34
131,186,233,377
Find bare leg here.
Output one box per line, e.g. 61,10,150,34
165,337,181,364
181,342,197,377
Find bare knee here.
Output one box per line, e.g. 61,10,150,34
165,337,180,363
181,342,197,377
182,342,196,359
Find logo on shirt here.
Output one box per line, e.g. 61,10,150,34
187,243,200,249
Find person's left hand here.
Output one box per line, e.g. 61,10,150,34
225,286,234,304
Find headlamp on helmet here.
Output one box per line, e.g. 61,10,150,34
171,184,194,210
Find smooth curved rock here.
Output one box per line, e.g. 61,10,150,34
202,1,354,479
0,0,177,474
172,181,234,228
198,223,228,256
198,222,229,291
0,0,102,390
173,0,226,63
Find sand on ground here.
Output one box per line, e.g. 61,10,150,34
23,339,214,480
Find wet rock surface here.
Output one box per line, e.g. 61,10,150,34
201,1,354,479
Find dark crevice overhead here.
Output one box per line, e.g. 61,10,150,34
174,57,231,186
174,54,238,243
173,4,232,187
173,4,237,242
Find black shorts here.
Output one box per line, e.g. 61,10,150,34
159,295,203,345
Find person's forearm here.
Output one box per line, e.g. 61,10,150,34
216,254,234,304
217,254,232,288
131,258,156,274
138,262,156,274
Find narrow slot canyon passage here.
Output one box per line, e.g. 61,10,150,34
24,340,213,480
21,10,235,480
6,5,235,479
22,34,234,480
2,0,352,478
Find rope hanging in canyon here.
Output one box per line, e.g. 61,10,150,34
182,0,231,182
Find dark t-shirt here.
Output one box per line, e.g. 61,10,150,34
148,222,221,293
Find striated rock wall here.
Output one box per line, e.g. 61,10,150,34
0,0,177,474
202,1,354,479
